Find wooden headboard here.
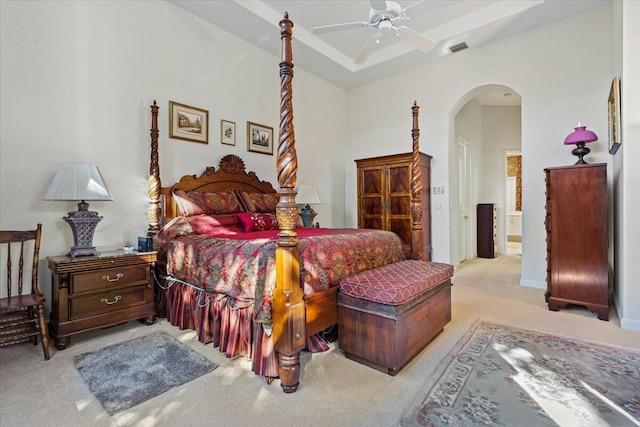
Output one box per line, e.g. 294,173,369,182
159,154,277,222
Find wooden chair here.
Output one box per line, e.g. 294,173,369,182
0,224,50,360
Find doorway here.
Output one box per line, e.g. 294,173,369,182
505,151,522,255
450,84,522,265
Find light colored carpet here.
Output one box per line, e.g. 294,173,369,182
1,253,639,426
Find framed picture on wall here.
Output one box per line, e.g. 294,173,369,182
169,101,209,144
247,121,273,155
608,77,621,155
221,120,235,146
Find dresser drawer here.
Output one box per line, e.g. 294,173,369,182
69,285,149,320
70,264,149,294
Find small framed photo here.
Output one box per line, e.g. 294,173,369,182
169,101,208,144
608,77,621,155
247,121,274,155
221,120,235,146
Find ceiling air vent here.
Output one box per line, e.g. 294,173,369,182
449,42,468,53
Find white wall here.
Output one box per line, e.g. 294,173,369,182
346,9,612,277
615,0,640,330
482,106,522,255
0,1,347,303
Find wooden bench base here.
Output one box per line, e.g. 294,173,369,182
337,279,451,375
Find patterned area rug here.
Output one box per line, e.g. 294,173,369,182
74,331,217,415
401,321,640,426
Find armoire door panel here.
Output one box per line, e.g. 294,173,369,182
362,198,383,216
388,166,411,194
363,218,383,230
389,219,411,248
362,169,382,195
389,195,411,216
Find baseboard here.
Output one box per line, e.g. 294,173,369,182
520,279,546,289
620,317,640,332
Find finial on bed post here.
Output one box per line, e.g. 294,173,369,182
148,100,161,235
411,101,425,261
273,12,304,394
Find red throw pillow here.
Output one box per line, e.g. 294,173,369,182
236,212,279,232
187,214,244,236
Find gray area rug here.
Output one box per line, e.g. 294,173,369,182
74,330,217,415
401,321,640,426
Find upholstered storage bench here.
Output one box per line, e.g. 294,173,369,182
337,260,453,375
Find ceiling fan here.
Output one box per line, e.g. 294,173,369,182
312,0,448,64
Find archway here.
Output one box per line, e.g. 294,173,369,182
447,84,522,265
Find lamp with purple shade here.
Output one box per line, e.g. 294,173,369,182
564,122,598,165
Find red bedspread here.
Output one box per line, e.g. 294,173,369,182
154,215,408,324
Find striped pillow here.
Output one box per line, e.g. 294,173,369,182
173,189,244,217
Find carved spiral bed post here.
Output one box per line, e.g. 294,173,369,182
148,100,161,235
410,101,425,261
273,12,305,393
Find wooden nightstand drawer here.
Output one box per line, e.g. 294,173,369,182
69,285,149,320
71,264,149,294
48,250,157,350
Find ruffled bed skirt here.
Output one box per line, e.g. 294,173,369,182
158,277,330,379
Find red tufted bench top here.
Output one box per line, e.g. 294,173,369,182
339,260,454,306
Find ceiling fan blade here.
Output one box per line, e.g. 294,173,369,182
397,26,436,52
403,0,460,18
313,21,370,34
354,35,379,64
370,0,388,11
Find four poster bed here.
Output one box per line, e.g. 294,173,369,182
147,13,430,393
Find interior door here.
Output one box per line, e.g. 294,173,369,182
458,138,470,262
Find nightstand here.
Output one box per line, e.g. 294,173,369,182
47,250,157,350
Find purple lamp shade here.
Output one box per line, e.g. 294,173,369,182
564,125,598,145
564,123,597,165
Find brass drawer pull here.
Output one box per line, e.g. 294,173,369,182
100,295,121,305
102,273,124,282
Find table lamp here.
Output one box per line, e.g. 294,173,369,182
564,122,598,165
296,184,321,228
43,164,113,257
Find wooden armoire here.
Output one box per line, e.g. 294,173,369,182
544,163,610,320
355,152,432,260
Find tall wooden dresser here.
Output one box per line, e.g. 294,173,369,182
355,152,432,260
544,163,609,320
477,203,497,258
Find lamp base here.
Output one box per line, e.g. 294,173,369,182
571,143,590,165
299,204,317,228
64,201,102,257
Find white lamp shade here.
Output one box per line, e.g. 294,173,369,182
43,164,113,201
296,184,321,205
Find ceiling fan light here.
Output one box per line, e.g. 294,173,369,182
379,20,393,31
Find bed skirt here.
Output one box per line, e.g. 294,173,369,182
158,276,330,378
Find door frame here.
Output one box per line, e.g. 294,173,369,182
458,136,472,262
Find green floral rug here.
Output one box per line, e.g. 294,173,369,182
401,321,640,426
